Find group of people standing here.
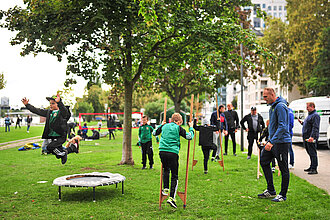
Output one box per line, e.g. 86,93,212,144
4,114,33,133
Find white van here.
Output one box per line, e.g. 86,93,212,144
290,96,330,148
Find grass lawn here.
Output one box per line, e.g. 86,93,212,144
0,126,44,143
0,128,329,219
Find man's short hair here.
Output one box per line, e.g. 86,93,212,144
306,102,315,108
142,115,149,120
264,87,275,95
219,105,225,109
171,113,182,123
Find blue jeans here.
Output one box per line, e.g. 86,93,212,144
288,142,294,165
5,124,10,132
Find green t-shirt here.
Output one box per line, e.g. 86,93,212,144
139,124,159,143
48,110,61,137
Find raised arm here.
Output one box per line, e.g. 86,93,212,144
22,97,48,117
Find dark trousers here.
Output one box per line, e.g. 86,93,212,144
15,123,21,129
260,142,290,197
201,146,211,171
224,129,236,154
47,137,66,159
108,129,115,140
5,124,10,132
141,141,154,167
303,140,318,170
247,132,259,156
159,151,179,199
289,142,294,165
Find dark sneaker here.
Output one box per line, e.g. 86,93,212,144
167,197,177,208
308,170,318,175
247,156,251,160
141,166,146,170
61,151,68,165
272,167,276,173
215,156,220,161
223,153,227,155
233,153,237,156
258,189,276,198
271,195,286,202
149,165,153,169
204,170,208,174
211,157,215,162
304,167,312,172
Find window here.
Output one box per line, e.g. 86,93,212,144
260,91,264,100
279,12,282,17
284,6,287,11
262,4,266,9
279,6,282,10
261,80,268,88
256,92,259,101
273,6,277,11
274,12,277,17
268,6,271,11
254,18,261,28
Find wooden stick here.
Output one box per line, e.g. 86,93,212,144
192,94,200,170
257,148,261,180
159,97,168,210
215,93,225,171
178,94,194,209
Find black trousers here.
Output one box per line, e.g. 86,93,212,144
303,140,318,170
47,137,66,159
224,129,236,154
141,141,154,166
247,132,259,156
201,146,211,171
159,151,179,199
108,129,115,140
260,142,290,197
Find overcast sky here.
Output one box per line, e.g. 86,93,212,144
0,1,88,108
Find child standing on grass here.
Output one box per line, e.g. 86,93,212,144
138,116,159,169
153,113,194,209
193,118,220,174
22,94,77,164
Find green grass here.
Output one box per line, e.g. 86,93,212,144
0,126,44,143
0,128,329,219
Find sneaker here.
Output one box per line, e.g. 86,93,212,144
167,197,177,208
247,156,251,160
289,164,294,169
258,189,276,198
215,155,220,161
204,170,208,174
308,170,318,175
233,153,237,156
304,167,312,172
211,157,215,162
162,188,169,196
272,167,276,173
149,165,153,169
141,166,146,170
271,194,286,202
223,152,227,156
61,151,68,165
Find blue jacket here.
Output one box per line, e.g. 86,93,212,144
288,108,294,137
302,110,320,140
210,111,228,131
268,96,291,144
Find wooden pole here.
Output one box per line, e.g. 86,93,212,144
177,94,194,209
215,93,225,171
192,94,200,170
257,148,261,179
159,98,168,210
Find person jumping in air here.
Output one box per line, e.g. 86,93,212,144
153,113,194,209
22,94,76,164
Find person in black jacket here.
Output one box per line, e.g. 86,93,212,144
240,106,265,159
194,118,219,174
107,116,116,140
223,103,240,156
22,94,76,164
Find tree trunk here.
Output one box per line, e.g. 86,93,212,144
174,100,181,113
119,80,134,165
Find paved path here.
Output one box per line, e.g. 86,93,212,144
0,136,42,151
290,144,330,194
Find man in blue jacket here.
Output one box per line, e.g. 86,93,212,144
298,102,320,175
258,88,291,202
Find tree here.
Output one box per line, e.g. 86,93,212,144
1,0,269,165
86,85,105,113
74,99,94,122
0,73,5,90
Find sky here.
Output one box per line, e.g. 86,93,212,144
0,1,88,109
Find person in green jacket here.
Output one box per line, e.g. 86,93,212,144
153,113,194,209
138,115,159,170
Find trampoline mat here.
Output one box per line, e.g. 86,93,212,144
53,172,125,187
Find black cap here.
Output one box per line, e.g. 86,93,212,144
251,106,257,110
46,95,57,101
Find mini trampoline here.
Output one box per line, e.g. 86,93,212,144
53,172,125,202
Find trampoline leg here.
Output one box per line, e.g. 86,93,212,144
58,186,61,201
93,187,96,202
116,183,118,189
122,181,124,195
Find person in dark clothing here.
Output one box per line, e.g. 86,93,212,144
4,115,11,132
22,94,76,164
107,116,116,140
15,115,22,129
26,115,33,133
258,88,291,202
87,128,100,140
210,105,228,161
298,102,320,175
223,103,240,156
258,120,276,172
81,123,88,139
68,122,77,135
240,106,265,159
193,118,219,174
